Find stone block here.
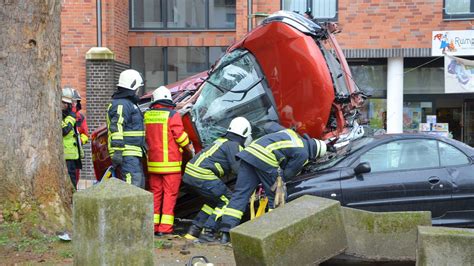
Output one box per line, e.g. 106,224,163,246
341,207,431,261
73,178,154,265
416,226,474,266
230,195,347,266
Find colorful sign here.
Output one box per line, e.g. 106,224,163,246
432,30,474,56
444,55,474,93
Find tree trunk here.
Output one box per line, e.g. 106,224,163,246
0,0,72,231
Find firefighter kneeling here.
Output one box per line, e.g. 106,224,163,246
183,117,252,242
218,127,327,244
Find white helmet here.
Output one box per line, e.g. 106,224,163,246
62,88,74,103
117,69,144,91
312,139,327,158
152,86,172,102
72,89,81,100
227,117,252,138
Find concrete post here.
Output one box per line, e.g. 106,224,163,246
387,57,404,133
73,178,154,265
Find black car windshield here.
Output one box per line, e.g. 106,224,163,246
191,49,279,147
307,136,375,172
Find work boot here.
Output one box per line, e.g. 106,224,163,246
220,232,231,244
198,228,218,243
184,224,202,240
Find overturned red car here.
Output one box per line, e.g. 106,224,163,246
91,11,365,217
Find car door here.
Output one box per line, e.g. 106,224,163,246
340,139,453,219
438,141,474,225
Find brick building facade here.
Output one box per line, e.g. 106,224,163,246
61,0,474,179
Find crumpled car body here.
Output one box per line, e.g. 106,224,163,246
91,11,365,218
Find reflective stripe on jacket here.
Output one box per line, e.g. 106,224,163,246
237,129,310,180
106,98,145,157
144,105,189,174
185,135,243,180
62,114,79,160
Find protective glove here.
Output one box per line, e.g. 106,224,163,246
111,150,123,168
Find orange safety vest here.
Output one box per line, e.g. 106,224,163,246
144,104,190,174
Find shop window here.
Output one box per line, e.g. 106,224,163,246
444,0,474,20
131,47,226,93
282,0,338,21
131,0,236,29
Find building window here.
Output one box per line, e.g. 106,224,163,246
131,0,236,30
444,0,474,20
131,47,227,93
281,0,337,21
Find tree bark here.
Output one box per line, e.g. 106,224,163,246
0,0,72,231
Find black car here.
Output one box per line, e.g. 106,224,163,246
287,134,474,227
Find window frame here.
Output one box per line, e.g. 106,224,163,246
130,0,237,31
130,46,227,95
280,0,338,22
443,0,474,20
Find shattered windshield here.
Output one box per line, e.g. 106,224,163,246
192,49,279,147
319,40,351,98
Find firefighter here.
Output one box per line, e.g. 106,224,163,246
70,88,89,183
71,89,89,146
219,126,327,243
183,117,252,242
107,69,146,188
61,88,80,189
144,86,194,236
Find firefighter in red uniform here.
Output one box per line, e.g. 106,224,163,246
144,86,194,236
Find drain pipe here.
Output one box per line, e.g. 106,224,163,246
97,0,102,47
247,0,252,32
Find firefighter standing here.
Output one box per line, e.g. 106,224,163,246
107,69,146,188
219,127,327,243
183,117,252,242
144,86,194,235
62,88,80,189
71,88,89,183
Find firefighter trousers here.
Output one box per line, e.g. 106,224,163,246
220,161,277,233
121,156,145,189
182,174,232,231
149,173,182,233
66,160,78,189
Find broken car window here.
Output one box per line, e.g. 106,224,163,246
319,40,351,98
192,49,279,147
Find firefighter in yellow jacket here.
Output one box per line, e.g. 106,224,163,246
62,88,80,189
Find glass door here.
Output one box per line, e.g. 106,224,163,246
463,100,474,146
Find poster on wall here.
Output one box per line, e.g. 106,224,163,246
432,30,474,56
444,55,474,93
403,102,422,133
369,99,387,129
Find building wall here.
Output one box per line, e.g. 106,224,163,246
337,0,473,50
60,0,97,106
103,0,129,64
